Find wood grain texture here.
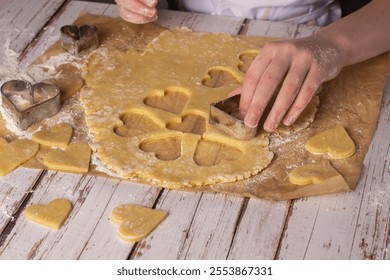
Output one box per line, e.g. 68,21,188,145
0,0,66,54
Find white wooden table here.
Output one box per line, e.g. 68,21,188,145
0,0,389,260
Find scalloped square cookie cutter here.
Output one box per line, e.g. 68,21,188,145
1,80,61,130
60,24,98,56
209,94,258,140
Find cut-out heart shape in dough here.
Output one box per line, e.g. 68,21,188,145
193,139,242,166
202,67,241,88
238,50,258,73
139,137,181,161
289,160,341,186
24,198,72,230
0,137,39,176
305,125,355,159
143,88,188,114
111,204,167,243
43,142,92,173
166,114,206,135
32,124,73,148
115,113,161,137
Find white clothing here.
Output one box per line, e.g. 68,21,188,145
178,0,341,26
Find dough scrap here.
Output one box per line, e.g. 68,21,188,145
289,160,341,186
111,204,167,243
0,138,39,176
43,142,92,173
81,28,276,187
24,198,72,230
32,123,73,148
305,125,355,159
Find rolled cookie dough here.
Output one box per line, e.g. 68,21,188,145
81,29,278,187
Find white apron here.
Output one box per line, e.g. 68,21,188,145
178,0,341,26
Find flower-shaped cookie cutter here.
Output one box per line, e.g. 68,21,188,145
209,94,258,140
60,24,98,56
1,80,61,130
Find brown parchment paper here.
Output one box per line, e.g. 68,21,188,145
1,13,389,200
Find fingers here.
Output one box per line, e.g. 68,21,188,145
239,36,342,132
262,57,312,131
239,49,272,120
241,46,291,128
282,66,321,126
116,0,158,24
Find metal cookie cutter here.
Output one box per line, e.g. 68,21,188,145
209,95,258,140
60,24,98,56
1,80,61,130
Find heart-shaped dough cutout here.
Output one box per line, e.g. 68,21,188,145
139,137,182,161
305,125,355,159
111,204,167,243
0,137,39,176
166,114,206,135
202,67,241,88
289,160,340,186
143,88,188,114
115,113,161,137
193,139,242,166
32,124,73,148
43,142,92,173
24,198,72,230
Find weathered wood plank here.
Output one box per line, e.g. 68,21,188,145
227,199,289,259
76,181,161,260
0,171,161,260
0,0,66,244
132,190,203,260
0,0,66,54
19,0,111,68
0,168,42,234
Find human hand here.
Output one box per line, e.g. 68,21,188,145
238,35,344,132
116,0,158,24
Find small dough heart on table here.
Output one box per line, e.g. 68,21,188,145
32,123,73,148
24,198,72,230
111,204,167,243
305,125,355,159
289,160,341,186
0,137,39,176
43,142,92,173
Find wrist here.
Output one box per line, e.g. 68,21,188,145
314,27,350,67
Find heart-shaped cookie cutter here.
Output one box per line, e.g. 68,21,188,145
209,95,258,140
1,80,61,130
60,24,98,56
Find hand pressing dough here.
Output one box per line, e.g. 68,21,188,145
289,160,341,186
24,198,72,230
43,142,92,173
32,124,73,148
111,204,167,243
0,137,39,176
305,125,355,159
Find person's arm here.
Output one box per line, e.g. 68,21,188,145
239,0,390,132
116,0,158,24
